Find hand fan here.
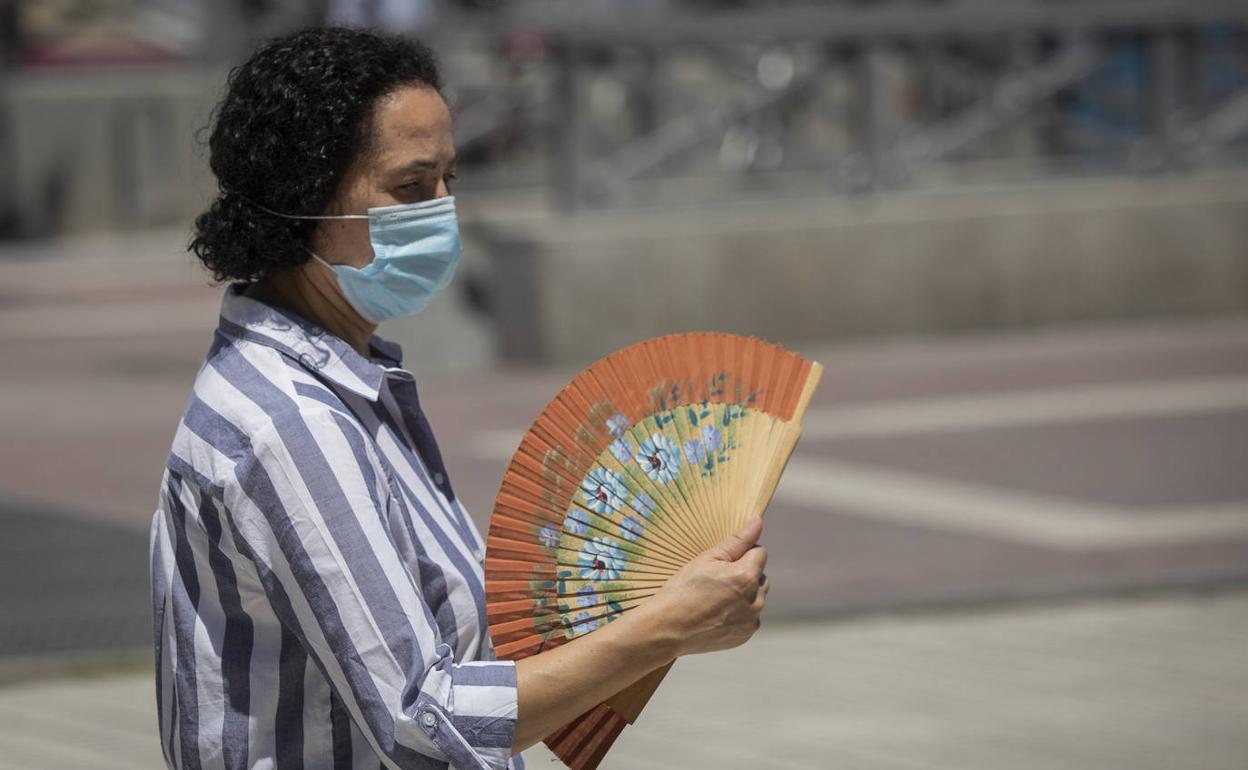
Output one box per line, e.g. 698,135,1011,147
484,332,823,769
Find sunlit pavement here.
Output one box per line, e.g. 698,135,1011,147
2,235,1248,770
3,232,1248,768
2,590,1246,770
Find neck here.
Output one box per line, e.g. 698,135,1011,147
249,265,376,358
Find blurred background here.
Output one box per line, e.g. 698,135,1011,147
1,0,1247,768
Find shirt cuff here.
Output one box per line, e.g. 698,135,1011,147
416,645,518,770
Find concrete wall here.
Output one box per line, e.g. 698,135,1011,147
4,67,221,236
477,172,1248,364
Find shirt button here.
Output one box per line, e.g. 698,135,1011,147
420,711,437,728
433,472,445,485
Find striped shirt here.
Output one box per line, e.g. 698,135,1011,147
150,284,523,770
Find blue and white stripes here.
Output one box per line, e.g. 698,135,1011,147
150,284,522,770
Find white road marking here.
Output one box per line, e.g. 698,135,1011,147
468,375,1248,550
470,375,1248,459
800,375,1248,439
776,458,1248,550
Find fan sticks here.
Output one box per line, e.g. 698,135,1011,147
492,479,696,570
487,513,687,573
545,703,626,770
484,333,824,770
486,594,647,643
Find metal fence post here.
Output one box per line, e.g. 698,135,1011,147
550,40,582,213
850,42,885,192
1149,29,1182,170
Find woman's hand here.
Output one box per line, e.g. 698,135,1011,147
639,515,769,658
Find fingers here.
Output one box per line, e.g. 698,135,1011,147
709,515,763,562
729,545,767,604
740,544,768,573
750,578,768,612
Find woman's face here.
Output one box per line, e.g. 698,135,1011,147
310,85,456,270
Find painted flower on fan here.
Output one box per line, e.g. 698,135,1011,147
571,611,599,635
701,424,721,451
578,537,625,582
635,433,682,484
606,413,630,437
538,523,560,548
609,437,634,464
631,492,656,520
575,585,598,608
562,507,589,535
581,466,627,514
683,438,706,465
620,516,644,542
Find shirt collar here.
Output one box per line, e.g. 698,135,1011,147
217,283,404,401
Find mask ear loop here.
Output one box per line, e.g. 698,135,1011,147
227,191,368,271
304,247,340,273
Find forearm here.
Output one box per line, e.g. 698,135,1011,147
511,603,679,754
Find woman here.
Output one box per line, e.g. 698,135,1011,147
150,27,768,770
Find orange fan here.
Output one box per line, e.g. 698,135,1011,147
484,333,823,769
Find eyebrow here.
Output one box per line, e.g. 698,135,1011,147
390,156,456,176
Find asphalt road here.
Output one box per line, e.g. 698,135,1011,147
1,234,1246,657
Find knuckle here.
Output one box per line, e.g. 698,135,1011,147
733,564,755,586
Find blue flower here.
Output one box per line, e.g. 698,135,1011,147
575,585,598,608
571,611,599,635
581,466,627,515
635,433,682,484
538,523,560,548
631,492,656,519
701,424,721,451
609,437,634,464
620,516,644,541
606,413,630,437
562,508,589,535
683,439,706,465
578,537,625,582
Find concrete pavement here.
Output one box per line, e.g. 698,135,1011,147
3,231,1248,768
2,589,1246,770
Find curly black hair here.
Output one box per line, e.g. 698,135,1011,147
190,27,443,283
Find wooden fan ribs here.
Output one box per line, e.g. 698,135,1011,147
483,333,822,770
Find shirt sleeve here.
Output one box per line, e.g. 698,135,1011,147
224,406,518,770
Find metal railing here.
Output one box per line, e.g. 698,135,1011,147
3,1,1248,233
467,1,1248,210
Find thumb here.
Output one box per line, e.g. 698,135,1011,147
709,515,763,562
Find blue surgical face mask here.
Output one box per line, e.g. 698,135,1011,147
252,195,461,324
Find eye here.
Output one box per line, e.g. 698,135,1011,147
443,172,457,191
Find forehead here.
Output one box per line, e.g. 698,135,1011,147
366,85,453,163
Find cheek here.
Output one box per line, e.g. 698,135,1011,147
319,219,375,268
